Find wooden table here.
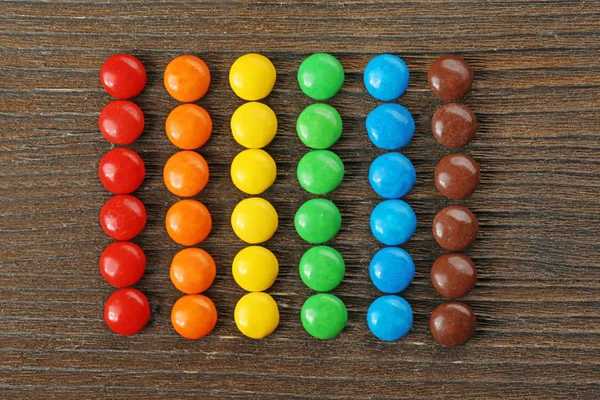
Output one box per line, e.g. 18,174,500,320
1,1,599,398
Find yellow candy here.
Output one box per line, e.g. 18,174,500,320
232,246,279,292
231,102,277,149
234,292,279,339
231,197,278,244
231,149,276,195
229,53,276,101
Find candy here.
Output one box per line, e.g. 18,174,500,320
432,205,478,251
170,248,216,295
100,195,146,241
431,103,477,148
99,100,144,145
428,55,474,101
104,288,150,336
367,295,412,341
166,199,212,246
369,247,415,294
434,153,480,200
370,200,416,246
297,53,344,100
232,246,279,292
294,199,341,244
234,292,279,339
363,54,410,101
100,54,146,99
171,294,217,339
301,293,347,339
163,150,209,197
231,102,277,149
299,246,345,292
366,103,414,150
231,198,278,244
99,241,146,288
297,150,344,195
165,104,212,150
99,148,145,195
368,152,416,199
230,149,276,195
229,53,276,101
430,302,476,346
164,55,210,102
296,103,342,149
431,253,477,299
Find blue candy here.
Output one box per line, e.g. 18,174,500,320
370,247,415,294
370,199,417,246
366,104,414,150
364,54,410,101
367,295,413,341
369,152,416,199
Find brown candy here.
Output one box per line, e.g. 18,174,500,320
431,253,477,298
434,153,480,199
427,55,474,100
430,302,476,346
431,103,477,148
432,205,478,251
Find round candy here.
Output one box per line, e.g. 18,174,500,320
234,292,279,339
297,150,344,195
100,195,146,241
295,199,341,244
99,148,145,195
368,152,416,199
430,302,476,346
104,288,150,336
170,248,216,294
363,54,410,101
171,294,217,339
296,104,342,149
432,205,478,251
369,247,415,294
431,253,477,299
434,153,480,200
231,102,277,148
165,104,212,150
232,246,279,292
297,53,344,100
229,53,276,101
166,200,212,246
231,198,278,244
366,103,414,150
163,150,209,197
367,295,413,341
100,54,146,99
99,100,144,145
301,293,347,340
299,246,345,292
431,103,477,148
370,200,416,246
428,55,474,100
99,241,146,288
164,55,210,102
230,149,276,195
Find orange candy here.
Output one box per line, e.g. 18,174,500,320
164,151,209,197
170,248,216,294
164,55,210,103
166,199,212,246
171,294,217,339
166,104,212,150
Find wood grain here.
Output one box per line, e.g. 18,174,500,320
1,0,599,399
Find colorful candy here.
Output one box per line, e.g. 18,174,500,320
431,253,478,299
231,197,278,244
299,246,345,292
430,302,476,346
432,205,478,251
301,293,347,339
99,100,144,145
297,150,344,195
363,54,409,101
163,151,209,197
232,246,279,292
369,247,415,294
297,53,344,100
368,152,416,199
170,248,216,295
428,55,474,100
231,102,277,148
230,149,276,195
104,288,150,336
100,54,146,99
165,104,212,150
99,241,146,288
296,103,342,149
98,148,145,195
370,199,416,246
100,195,146,241
294,199,341,244
171,294,218,339
234,292,279,339
434,153,480,199
229,53,276,101
166,199,212,246
431,102,477,148
366,103,415,150
164,55,210,102
367,295,413,341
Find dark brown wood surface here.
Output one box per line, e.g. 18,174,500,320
1,1,599,399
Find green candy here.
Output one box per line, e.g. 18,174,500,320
297,150,344,195
294,199,341,244
299,246,345,292
296,104,343,149
297,53,344,100
301,293,347,340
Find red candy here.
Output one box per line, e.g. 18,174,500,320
100,195,146,240
100,54,146,99
99,100,145,145
99,148,145,194
104,288,150,336
100,241,146,288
